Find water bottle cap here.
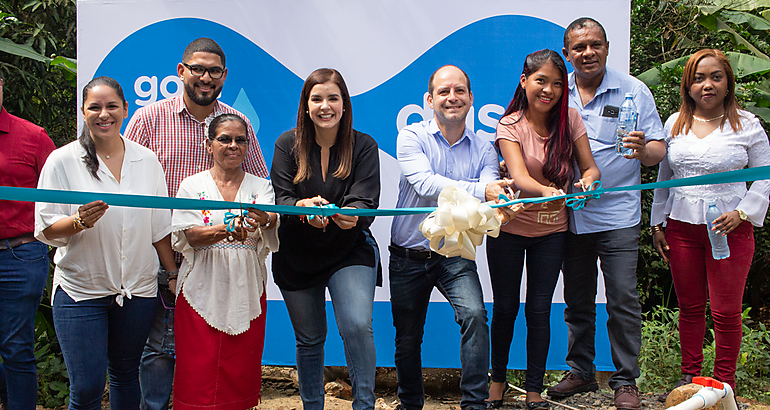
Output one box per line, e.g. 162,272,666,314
625,92,634,99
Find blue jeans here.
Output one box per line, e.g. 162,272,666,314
53,288,158,410
139,302,174,410
0,240,49,410
561,226,642,389
280,238,379,410
487,231,566,393
389,253,489,410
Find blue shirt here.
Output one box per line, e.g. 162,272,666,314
567,67,664,234
391,119,500,249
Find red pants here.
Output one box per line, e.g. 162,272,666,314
665,218,754,390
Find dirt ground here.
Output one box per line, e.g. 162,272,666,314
258,367,770,410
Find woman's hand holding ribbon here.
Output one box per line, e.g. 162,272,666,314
297,196,330,229
224,211,250,242
77,200,109,228
566,180,602,210
246,208,270,228
331,207,358,230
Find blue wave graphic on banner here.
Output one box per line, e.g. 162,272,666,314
93,15,590,371
94,15,567,168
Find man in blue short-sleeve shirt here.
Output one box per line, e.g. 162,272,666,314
547,17,667,410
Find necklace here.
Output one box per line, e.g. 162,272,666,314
693,113,724,122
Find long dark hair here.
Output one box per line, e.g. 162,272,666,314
500,49,573,188
293,68,353,183
79,76,127,180
672,49,742,136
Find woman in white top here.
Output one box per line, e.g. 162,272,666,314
170,113,278,410
35,76,177,410
650,49,770,394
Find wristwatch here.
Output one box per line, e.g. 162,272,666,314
737,209,748,221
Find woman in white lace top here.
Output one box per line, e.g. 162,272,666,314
650,49,770,395
170,114,279,410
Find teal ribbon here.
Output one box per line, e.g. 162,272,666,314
490,165,770,210
307,204,339,220
565,181,603,210
2,165,769,217
224,210,248,232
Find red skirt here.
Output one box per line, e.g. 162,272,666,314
173,290,266,410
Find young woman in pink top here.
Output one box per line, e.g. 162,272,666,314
486,49,600,410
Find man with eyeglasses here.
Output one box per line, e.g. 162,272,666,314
124,37,268,410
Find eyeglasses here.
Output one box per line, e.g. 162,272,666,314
183,63,225,79
213,135,249,145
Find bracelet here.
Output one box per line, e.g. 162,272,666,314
649,224,663,235
73,212,90,230
263,213,275,230
166,270,179,280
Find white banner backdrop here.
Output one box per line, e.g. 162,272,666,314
78,0,627,369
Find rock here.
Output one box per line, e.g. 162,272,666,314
375,397,394,410
324,379,353,400
262,366,300,389
665,383,725,410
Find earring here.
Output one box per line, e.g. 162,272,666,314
306,110,309,114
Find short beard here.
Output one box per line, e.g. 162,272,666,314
184,82,222,107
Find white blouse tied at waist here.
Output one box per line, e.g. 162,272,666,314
34,137,171,305
651,110,770,228
172,171,279,335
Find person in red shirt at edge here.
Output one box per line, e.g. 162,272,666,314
0,74,56,410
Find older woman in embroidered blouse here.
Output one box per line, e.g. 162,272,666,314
170,113,278,410
650,49,770,396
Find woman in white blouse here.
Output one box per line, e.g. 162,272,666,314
35,76,177,410
650,49,770,395
170,113,278,410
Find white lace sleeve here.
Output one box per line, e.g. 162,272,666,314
737,115,770,226
650,115,676,226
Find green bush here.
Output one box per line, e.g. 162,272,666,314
638,306,770,403
34,309,69,408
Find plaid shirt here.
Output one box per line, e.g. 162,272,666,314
124,95,268,197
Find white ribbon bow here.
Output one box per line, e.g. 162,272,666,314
419,186,502,260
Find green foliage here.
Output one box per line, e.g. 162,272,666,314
638,306,682,392
0,0,77,147
735,308,770,402
637,306,770,403
34,308,69,408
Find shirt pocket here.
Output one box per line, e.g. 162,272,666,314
591,116,620,145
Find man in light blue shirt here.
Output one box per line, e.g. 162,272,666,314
389,65,511,410
547,18,667,410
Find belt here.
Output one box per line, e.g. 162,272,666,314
0,233,37,251
388,243,440,260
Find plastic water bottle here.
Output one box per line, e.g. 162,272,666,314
616,92,637,156
706,201,730,260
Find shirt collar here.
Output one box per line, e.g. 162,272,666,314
427,117,472,146
174,95,224,122
568,67,621,100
